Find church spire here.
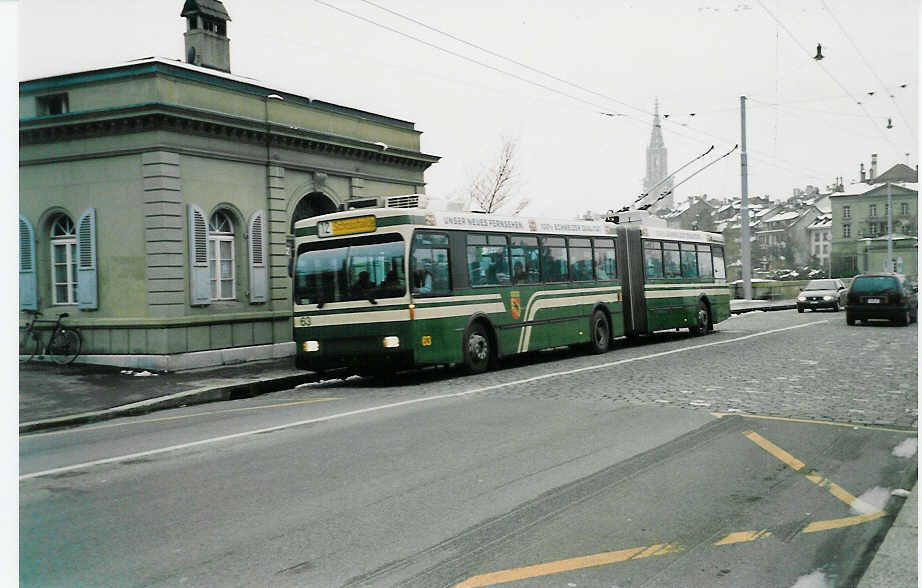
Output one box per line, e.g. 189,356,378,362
649,97,665,149
642,98,673,211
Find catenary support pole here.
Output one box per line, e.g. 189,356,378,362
740,96,752,300
886,182,893,271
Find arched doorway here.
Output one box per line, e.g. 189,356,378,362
290,192,337,233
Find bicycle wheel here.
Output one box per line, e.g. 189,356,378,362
19,330,39,362
49,329,81,365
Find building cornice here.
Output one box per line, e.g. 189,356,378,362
21,59,418,131
20,102,440,171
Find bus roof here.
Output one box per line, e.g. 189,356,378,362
294,200,723,245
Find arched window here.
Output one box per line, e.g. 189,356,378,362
50,215,77,305
208,210,235,300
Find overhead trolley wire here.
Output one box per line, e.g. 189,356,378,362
314,0,831,184
754,0,909,158
311,0,627,117
819,0,917,142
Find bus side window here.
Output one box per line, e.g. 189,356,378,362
540,237,568,282
644,240,663,279
467,234,511,287
568,238,593,281
510,235,540,284
412,232,450,294
697,244,713,277
593,238,616,280
680,243,698,278
662,242,681,279
712,246,726,279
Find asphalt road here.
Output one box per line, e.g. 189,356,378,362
20,309,918,587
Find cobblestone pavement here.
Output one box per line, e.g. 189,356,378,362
306,310,918,429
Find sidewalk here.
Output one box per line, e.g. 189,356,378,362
730,298,797,313
19,356,316,433
857,482,918,587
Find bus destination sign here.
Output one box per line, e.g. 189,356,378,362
318,215,376,237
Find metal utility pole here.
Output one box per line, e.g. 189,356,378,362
886,182,893,271
740,96,752,299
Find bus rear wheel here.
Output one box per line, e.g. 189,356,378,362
463,322,492,374
689,301,710,336
589,310,611,354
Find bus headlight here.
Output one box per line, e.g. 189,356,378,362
303,340,320,352
383,336,400,348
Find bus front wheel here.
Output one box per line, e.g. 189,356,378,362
463,322,492,374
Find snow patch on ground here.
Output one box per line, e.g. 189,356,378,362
850,486,891,515
892,437,918,458
121,369,158,377
789,569,832,588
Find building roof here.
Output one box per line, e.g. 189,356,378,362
767,210,802,223
807,214,832,230
20,56,420,132
181,0,231,21
871,163,918,184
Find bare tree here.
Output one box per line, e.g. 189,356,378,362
468,138,529,214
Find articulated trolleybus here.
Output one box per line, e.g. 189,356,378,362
292,195,730,375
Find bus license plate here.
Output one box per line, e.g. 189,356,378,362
867,298,881,304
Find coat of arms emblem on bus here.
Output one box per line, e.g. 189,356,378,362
510,291,521,320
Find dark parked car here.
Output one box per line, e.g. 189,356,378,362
796,279,848,312
845,273,918,326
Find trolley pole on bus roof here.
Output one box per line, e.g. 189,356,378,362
739,96,753,300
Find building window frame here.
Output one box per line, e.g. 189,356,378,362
208,210,236,300
843,205,850,219
843,223,851,238
49,215,78,305
869,204,878,218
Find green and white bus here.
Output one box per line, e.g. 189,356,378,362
292,196,729,375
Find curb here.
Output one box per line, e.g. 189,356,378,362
730,303,797,314
19,372,317,434
849,461,918,586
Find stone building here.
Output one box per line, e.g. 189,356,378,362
830,160,917,279
19,0,439,369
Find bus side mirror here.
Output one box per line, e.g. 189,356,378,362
286,235,295,278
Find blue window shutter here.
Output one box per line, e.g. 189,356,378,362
189,204,210,306
76,208,99,310
19,215,38,310
248,209,268,303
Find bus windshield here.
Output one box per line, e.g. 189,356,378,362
295,233,405,305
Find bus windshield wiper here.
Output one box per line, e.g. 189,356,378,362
367,295,377,305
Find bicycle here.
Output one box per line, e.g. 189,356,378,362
19,310,81,365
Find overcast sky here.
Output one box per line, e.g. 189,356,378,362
16,0,920,217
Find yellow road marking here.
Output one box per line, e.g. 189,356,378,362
744,431,806,470
712,412,916,434
714,529,772,545
454,543,684,587
458,429,893,587
23,398,342,438
803,511,886,533
743,431,867,508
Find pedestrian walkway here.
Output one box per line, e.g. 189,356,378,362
730,298,797,313
19,357,315,433
857,483,918,587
